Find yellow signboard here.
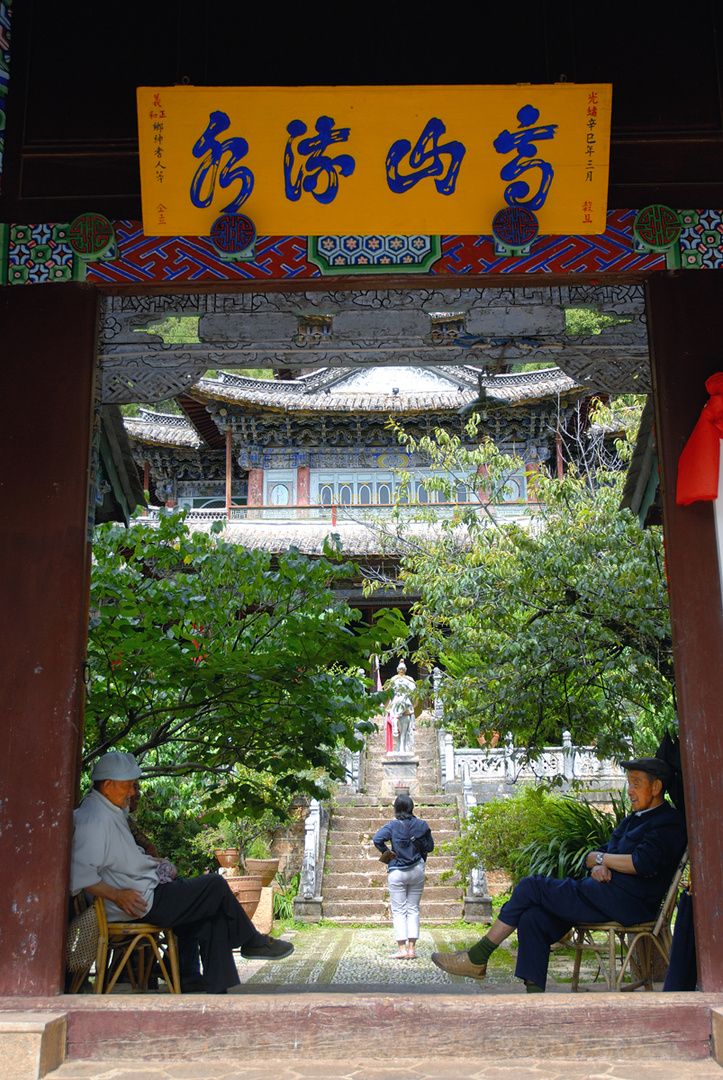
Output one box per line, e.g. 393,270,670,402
137,84,611,238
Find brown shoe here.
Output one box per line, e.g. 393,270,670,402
431,950,487,980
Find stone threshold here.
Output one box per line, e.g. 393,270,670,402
2,993,723,1065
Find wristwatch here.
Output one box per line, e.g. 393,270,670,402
595,852,604,866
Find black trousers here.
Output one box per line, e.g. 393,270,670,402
146,874,265,993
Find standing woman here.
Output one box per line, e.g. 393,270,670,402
373,794,435,959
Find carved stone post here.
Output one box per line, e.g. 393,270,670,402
462,762,493,922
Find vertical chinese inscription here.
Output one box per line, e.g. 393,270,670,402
149,92,167,228
582,90,598,226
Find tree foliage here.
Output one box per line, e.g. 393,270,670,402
87,512,404,815
374,404,675,759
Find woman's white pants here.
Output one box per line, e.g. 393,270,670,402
387,861,426,940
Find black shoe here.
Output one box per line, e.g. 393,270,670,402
240,936,294,960
180,975,207,993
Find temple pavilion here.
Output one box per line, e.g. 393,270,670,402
123,363,590,546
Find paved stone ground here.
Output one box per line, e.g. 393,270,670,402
70,924,613,996
47,1057,723,1079
175,925,610,994
234,926,523,991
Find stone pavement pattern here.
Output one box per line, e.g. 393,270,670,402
236,926,522,990
46,1058,723,1079
98,925,606,993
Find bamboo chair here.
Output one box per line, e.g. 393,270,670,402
570,848,688,992
95,897,181,994
67,892,181,994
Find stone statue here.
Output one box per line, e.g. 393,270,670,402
387,660,417,754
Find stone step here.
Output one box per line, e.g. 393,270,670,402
329,830,451,842
366,761,437,770
320,885,464,902
327,827,458,845
17,994,720,1062
320,916,462,925
365,756,437,766
323,870,463,889
331,806,458,819
329,813,458,829
324,856,457,874
324,860,459,875
334,795,457,807
329,812,458,825
322,899,464,919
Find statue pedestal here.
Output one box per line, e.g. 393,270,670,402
382,752,420,797
463,894,494,923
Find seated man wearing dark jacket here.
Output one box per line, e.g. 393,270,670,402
432,757,687,992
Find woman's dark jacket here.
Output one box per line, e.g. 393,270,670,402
373,817,435,869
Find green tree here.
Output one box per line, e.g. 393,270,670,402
376,406,674,759
87,512,404,815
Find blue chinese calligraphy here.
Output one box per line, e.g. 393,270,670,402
284,116,355,204
386,118,466,195
190,111,254,213
493,104,557,212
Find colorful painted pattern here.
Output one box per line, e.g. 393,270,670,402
308,234,441,273
0,0,12,184
5,209,723,285
2,222,76,284
86,224,311,283
679,209,723,269
80,210,664,284
438,210,665,274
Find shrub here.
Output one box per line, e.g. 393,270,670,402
517,792,628,879
446,785,629,886
444,785,558,885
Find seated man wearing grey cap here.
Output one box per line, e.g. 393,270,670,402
71,751,293,994
432,757,687,992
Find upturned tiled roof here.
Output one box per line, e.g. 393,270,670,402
123,366,581,448
124,409,202,448
188,366,579,414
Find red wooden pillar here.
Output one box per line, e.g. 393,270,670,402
247,468,264,506
647,270,723,991
225,428,232,519
296,464,310,505
0,283,98,995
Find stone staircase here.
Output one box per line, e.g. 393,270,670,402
322,718,465,923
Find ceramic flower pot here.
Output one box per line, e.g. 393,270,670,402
245,858,280,887
215,848,240,869
224,874,264,917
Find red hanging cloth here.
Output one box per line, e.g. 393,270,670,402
676,372,723,505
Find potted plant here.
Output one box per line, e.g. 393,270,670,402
192,811,283,915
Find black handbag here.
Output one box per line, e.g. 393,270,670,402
400,820,430,862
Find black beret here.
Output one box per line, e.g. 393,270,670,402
620,757,674,784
